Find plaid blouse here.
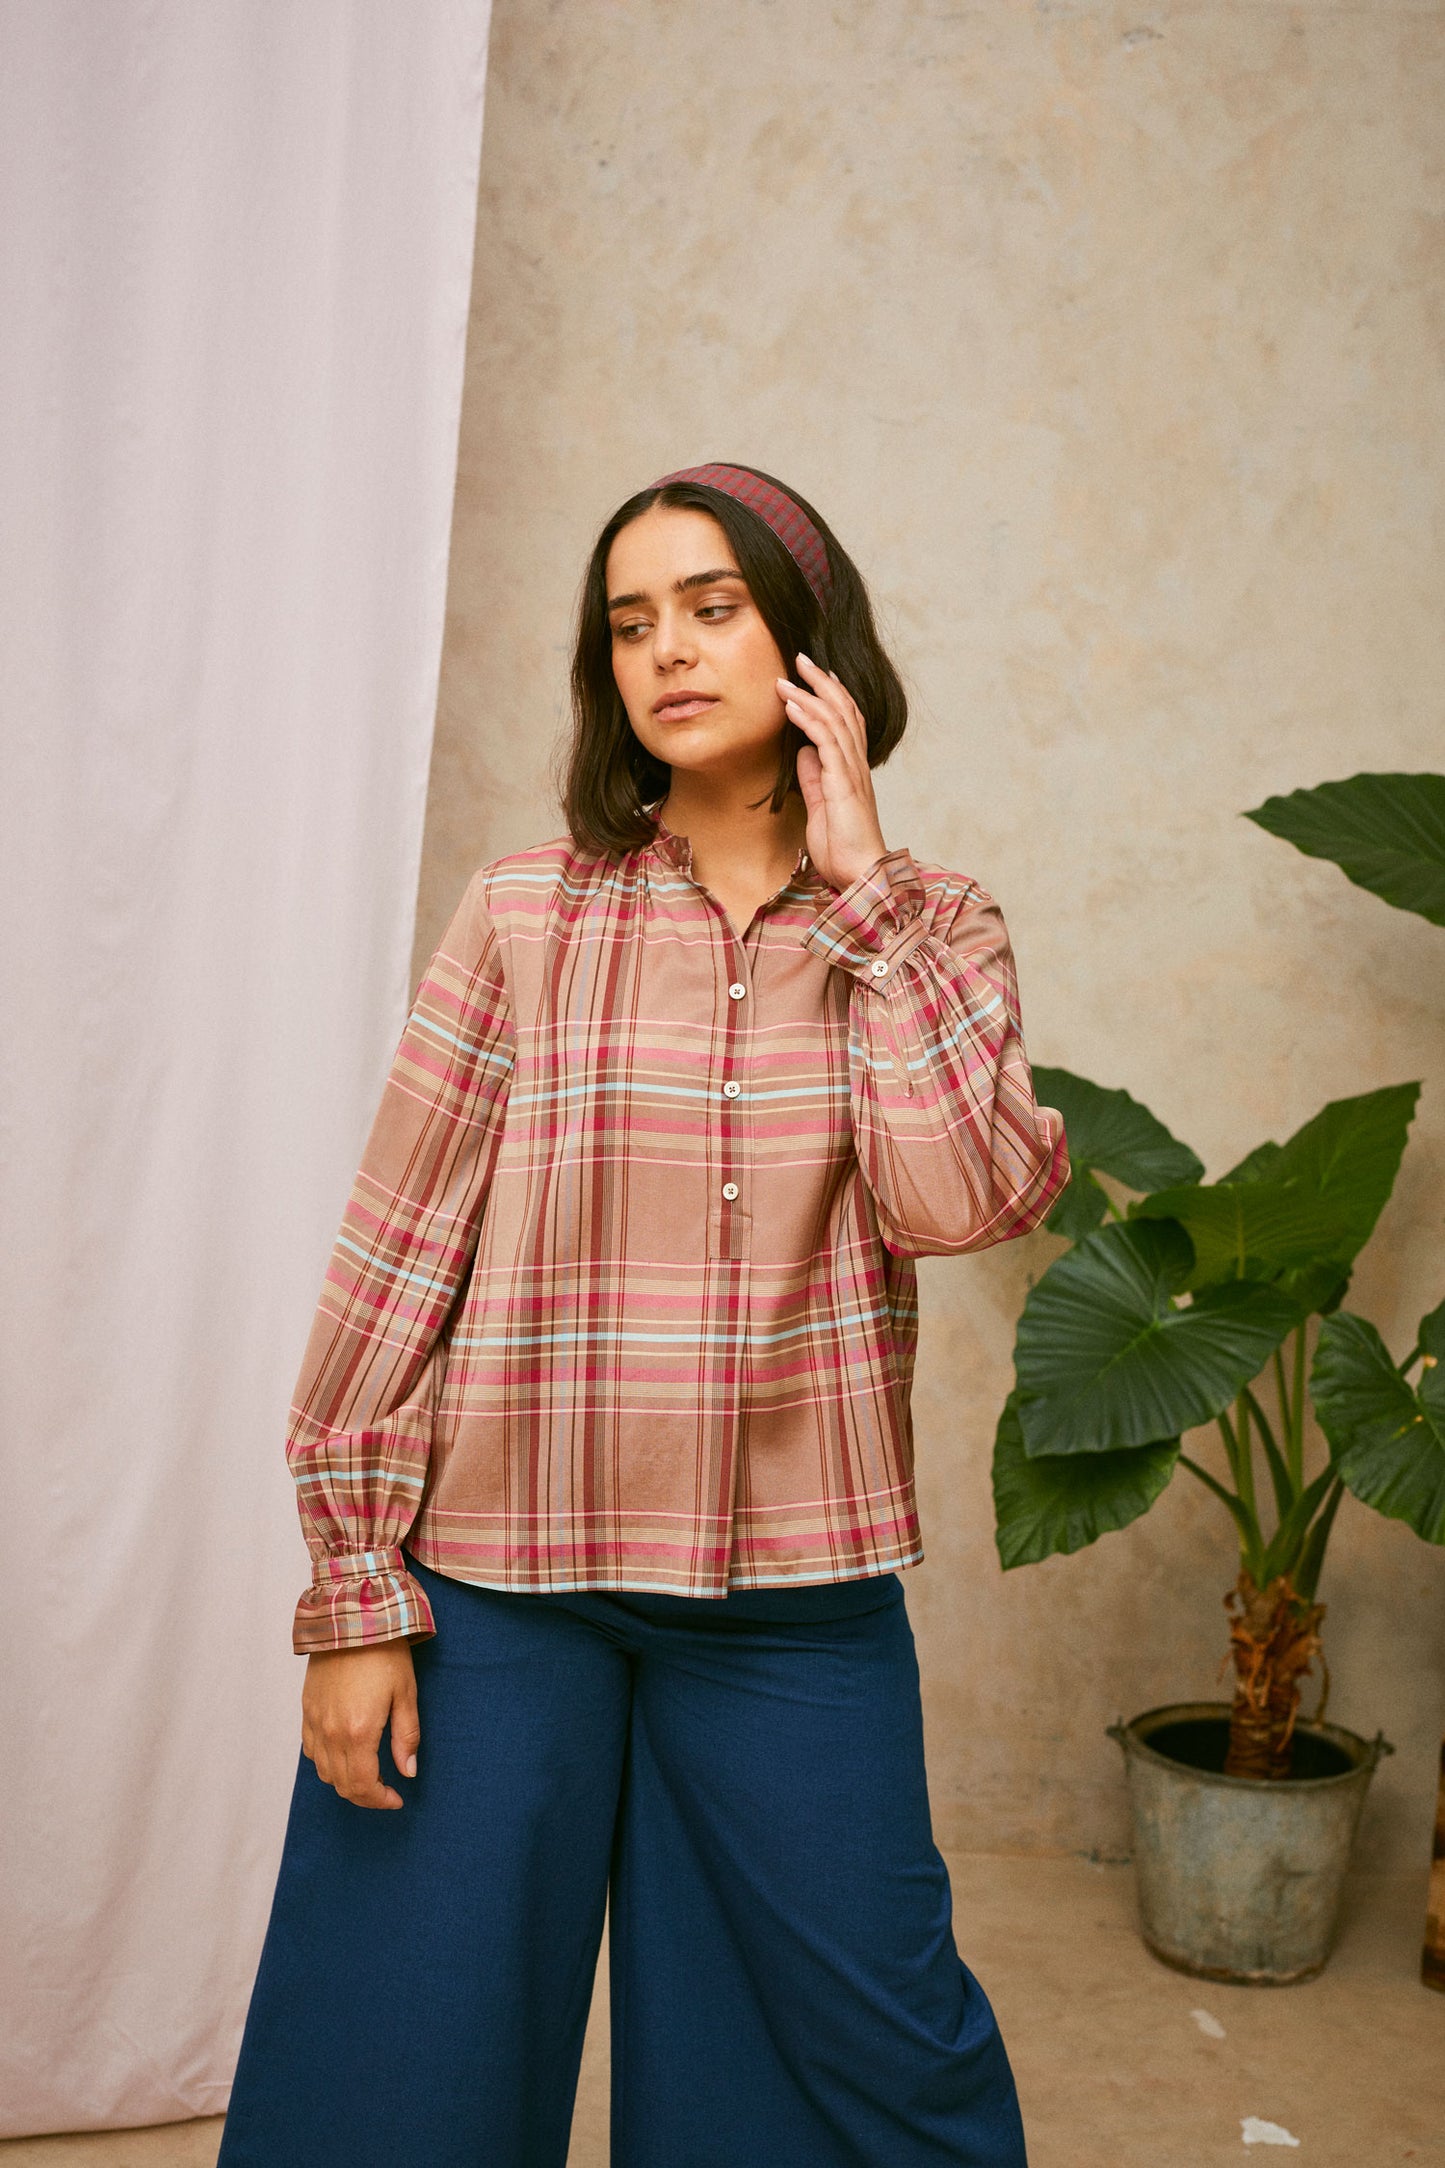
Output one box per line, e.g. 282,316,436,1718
287,805,1068,1652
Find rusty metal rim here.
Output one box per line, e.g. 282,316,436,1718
1108,1700,1394,1794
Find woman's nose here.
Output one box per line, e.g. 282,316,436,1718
653,609,697,668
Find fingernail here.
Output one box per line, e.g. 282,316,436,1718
797,651,813,665
404,1753,417,1777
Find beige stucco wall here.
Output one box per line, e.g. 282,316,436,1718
416,0,1445,1866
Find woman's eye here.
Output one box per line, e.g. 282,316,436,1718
614,621,649,642
696,604,736,622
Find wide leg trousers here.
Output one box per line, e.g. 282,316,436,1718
218,1551,1028,2167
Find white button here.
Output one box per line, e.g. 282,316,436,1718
870,959,889,977
722,1181,739,1200
728,981,746,999
723,1080,741,1097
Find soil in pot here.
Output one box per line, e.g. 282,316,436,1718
1147,1713,1354,1784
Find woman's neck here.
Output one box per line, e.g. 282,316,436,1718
656,781,808,890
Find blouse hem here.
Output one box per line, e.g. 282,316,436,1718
397,1534,926,1602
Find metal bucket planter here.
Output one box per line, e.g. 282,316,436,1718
1108,1701,1393,1985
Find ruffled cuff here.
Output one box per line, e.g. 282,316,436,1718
292,1544,437,1654
288,1404,437,1652
799,846,935,983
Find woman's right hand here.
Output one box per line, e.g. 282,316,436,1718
301,1642,421,1810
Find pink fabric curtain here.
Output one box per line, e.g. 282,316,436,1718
0,1,492,2132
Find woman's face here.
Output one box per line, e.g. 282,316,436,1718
607,506,790,785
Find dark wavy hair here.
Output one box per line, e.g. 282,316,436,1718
558,468,909,858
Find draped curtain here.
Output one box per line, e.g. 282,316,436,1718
0,1,493,2131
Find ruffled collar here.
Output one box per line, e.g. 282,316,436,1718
641,798,821,888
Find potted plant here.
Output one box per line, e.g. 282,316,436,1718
992,1056,1444,1982
1244,768,1445,1989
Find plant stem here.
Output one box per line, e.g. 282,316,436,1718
1180,1453,1264,1576
1181,1452,1239,1511
1291,1323,1307,1489
1244,1387,1280,1458
1295,1475,1346,1603
1273,1345,1292,1468
1245,1386,1295,1518
1216,1410,1242,1489
1233,1390,1259,1523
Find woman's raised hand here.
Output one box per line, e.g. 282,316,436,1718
778,652,890,894
301,1642,421,1810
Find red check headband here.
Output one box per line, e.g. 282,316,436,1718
648,463,834,613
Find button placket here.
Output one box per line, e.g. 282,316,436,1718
715,937,751,1254
679,847,799,1257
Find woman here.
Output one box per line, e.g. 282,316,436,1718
219,463,1068,2167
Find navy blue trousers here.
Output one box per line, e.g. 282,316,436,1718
219,1551,1027,2167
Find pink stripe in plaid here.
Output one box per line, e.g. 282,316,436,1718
650,463,834,609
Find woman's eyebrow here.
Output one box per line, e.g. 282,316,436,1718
607,568,746,611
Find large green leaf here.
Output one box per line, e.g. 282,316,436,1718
1015,1219,1300,1458
1277,1261,1352,1318
1133,1084,1420,1291
1267,1083,1420,1248
1245,772,1445,928
1217,1140,1283,1185
1133,1182,1343,1288
1033,1067,1203,1241
1311,1312,1445,1545
992,1393,1180,1569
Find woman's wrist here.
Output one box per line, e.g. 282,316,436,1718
820,833,891,892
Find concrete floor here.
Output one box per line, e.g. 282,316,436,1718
5,1854,1442,2168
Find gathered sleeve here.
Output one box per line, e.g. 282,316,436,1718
800,847,1068,1258
286,871,514,1654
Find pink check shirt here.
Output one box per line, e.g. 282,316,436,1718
287,805,1068,1652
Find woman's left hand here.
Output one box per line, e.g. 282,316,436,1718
779,653,890,893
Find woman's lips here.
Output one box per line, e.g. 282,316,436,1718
653,695,719,721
